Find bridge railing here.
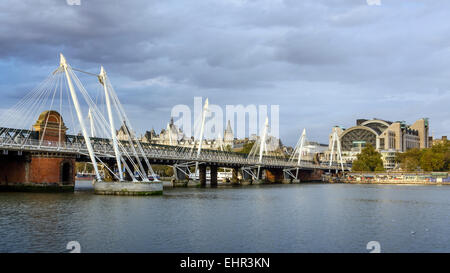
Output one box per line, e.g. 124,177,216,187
0,136,348,170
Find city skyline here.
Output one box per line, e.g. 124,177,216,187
1,0,449,146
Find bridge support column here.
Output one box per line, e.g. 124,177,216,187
199,164,207,187
242,169,252,182
173,165,190,186
232,167,240,184
283,170,293,184
210,165,218,187
265,168,284,183
0,152,76,192
252,167,265,184
297,169,324,182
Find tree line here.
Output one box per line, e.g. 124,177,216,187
351,140,450,172
395,140,450,172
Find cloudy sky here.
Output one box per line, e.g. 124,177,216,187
0,0,449,146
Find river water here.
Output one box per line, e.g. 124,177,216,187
1,182,450,253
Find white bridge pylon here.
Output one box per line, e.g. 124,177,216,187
98,66,124,182
60,54,102,181
61,54,156,182
174,98,210,181
283,128,308,181
329,126,344,173
242,117,270,181
4,53,158,182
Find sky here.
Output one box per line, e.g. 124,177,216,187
0,0,449,146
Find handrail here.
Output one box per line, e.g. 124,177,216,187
0,137,349,170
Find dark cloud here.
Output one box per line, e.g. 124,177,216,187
0,0,449,145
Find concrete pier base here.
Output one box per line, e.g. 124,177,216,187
94,181,163,196
282,179,292,184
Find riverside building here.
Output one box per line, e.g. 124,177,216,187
325,118,430,170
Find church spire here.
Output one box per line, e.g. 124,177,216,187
225,120,232,133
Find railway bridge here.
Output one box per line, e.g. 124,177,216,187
0,54,348,192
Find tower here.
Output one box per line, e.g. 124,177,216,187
224,120,234,148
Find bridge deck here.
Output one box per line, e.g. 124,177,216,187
0,128,349,171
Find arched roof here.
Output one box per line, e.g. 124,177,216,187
340,125,378,151
340,125,380,138
360,119,391,134
361,119,391,127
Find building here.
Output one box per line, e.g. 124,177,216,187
139,118,236,151
432,136,448,146
116,121,136,141
326,118,430,169
223,120,234,148
1,111,75,191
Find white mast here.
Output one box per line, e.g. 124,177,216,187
259,117,269,163
88,108,95,138
297,128,306,165
196,98,209,157
60,53,102,181
167,123,172,145
99,66,124,181
329,127,344,172
217,133,224,151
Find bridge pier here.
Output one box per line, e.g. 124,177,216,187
172,165,190,186
199,164,207,187
283,168,300,183
232,167,240,184
210,165,218,187
0,152,76,192
297,169,324,182
253,167,265,185
264,168,284,183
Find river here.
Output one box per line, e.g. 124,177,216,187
1,182,450,253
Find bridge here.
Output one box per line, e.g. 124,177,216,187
0,54,348,192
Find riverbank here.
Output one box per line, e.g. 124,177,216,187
337,172,450,185
342,180,450,185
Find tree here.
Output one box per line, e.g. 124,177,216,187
239,141,255,154
352,144,385,172
420,149,444,171
396,148,422,171
224,145,232,152
395,140,450,172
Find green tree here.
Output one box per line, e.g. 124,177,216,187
420,149,445,171
352,144,385,172
396,148,422,171
395,140,450,172
164,166,174,177
224,145,232,152
239,141,255,154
